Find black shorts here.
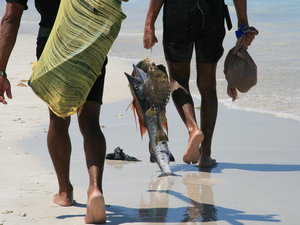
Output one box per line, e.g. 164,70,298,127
36,27,107,104
163,0,226,63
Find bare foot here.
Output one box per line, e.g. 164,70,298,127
183,131,204,164
85,191,106,224
199,156,217,168
53,192,73,207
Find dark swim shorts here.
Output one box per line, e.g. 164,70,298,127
163,0,226,63
36,27,107,104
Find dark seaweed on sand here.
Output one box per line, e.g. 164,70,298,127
106,147,141,161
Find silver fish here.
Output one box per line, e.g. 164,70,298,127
125,59,175,176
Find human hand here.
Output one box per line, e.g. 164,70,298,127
0,77,12,104
243,26,258,47
143,26,158,49
227,86,238,102
236,25,258,48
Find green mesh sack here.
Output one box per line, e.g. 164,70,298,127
30,0,126,117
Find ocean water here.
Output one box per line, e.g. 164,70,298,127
1,0,300,122
118,0,300,122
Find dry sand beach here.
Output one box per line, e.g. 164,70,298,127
1,34,300,225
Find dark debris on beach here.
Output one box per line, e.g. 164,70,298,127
106,147,141,162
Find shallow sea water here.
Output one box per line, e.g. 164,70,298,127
1,0,300,121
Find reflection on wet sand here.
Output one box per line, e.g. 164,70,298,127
181,172,217,223
105,165,280,224
139,176,175,222
138,171,217,223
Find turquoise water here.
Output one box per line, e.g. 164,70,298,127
1,0,300,121
118,0,300,122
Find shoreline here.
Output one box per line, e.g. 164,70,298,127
1,34,300,224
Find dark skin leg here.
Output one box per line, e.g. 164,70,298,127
47,109,73,206
47,100,107,223
196,62,217,168
167,61,204,164
77,101,106,224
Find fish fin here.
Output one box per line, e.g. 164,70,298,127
158,172,176,177
130,101,139,131
158,172,179,177
125,102,132,112
132,98,147,137
156,129,169,143
169,151,175,162
160,113,168,134
125,71,147,138
127,100,144,136
139,122,147,138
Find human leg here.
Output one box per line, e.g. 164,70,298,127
167,61,204,164
47,109,73,206
196,62,217,168
77,101,106,224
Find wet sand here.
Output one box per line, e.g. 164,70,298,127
1,35,300,225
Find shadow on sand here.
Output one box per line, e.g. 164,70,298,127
57,194,279,225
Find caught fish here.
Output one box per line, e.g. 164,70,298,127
125,58,175,176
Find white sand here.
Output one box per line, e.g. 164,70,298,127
0,34,132,225
1,34,300,225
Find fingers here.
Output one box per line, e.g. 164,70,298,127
0,89,12,104
143,39,150,49
227,87,238,101
6,88,12,99
143,41,151,49
0,79,12,104
143,40,156,49
248,26,259,35
143,36,158,49
241,26,258,47
143,37,150,49
143,26,158,49
242,33,256,48
0,95,7,104
246,27,258,41
0,81,7,104
243,26,259,35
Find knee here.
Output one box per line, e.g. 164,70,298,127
77,114,100,136
49,113,70,130
196,63,217,94
199,88,217,101
198,82,217,97
170,78,190,94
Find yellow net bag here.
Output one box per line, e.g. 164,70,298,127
29,0,126,117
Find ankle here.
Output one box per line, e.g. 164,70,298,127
87,185,102,197
59,183,73,195
188,127,202,137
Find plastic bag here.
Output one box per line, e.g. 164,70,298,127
224,35,257,94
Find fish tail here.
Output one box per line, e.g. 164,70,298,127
158,172,175,177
